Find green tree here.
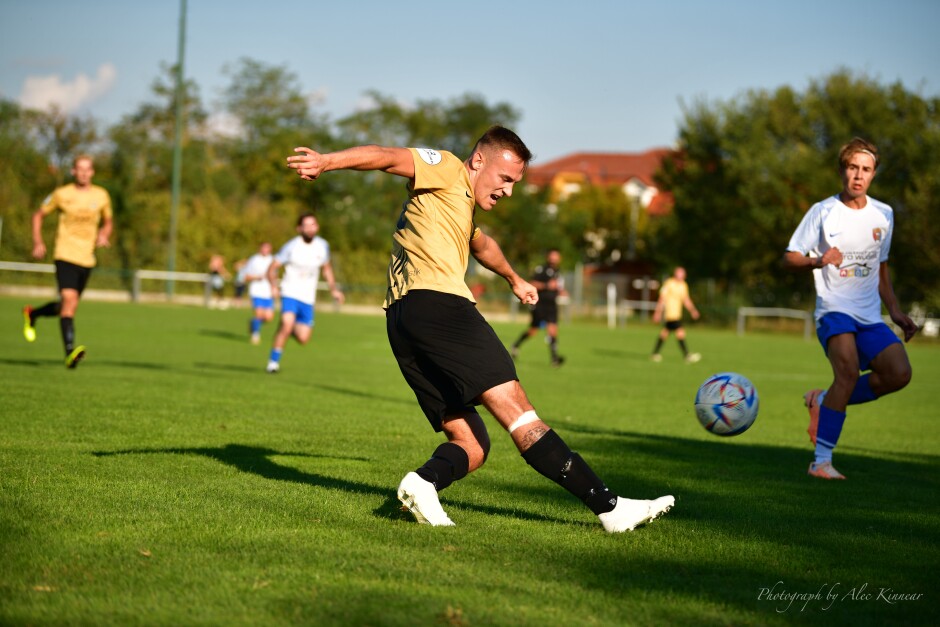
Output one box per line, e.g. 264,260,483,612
655,70,940,311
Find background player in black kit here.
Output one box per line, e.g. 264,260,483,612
511,248,567,367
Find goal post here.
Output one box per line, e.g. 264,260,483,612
737,307,813,341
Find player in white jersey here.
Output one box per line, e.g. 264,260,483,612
242,242,274,344
265,214,344,373
784,138,917,480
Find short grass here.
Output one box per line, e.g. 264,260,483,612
0,296,937,626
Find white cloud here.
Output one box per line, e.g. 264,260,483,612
19,63,117,113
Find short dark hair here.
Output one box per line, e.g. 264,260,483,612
473,125,533,166
297,212,317,226
839,137,880,170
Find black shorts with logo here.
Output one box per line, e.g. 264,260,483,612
664,320,683,331
529,301,558,328
386,290,519,431
55,260,93,294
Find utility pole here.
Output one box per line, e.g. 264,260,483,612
167,0,187,296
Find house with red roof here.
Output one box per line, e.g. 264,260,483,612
525,148,674,216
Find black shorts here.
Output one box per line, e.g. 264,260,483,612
664,320,683,331
529,301,558,328
55,260,93,294
386,290,519,431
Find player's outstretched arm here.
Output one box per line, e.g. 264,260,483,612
31,209,47,259
470,231,537,305
286,146,415,181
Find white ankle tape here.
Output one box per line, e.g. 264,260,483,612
508,410,539,434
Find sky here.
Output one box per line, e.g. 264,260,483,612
1,0,939,162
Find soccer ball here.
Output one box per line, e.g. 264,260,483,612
694,372,759,436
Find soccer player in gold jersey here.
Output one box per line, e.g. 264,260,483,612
285,127,674,533
23,155,113,368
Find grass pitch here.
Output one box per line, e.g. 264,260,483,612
0,296,937,626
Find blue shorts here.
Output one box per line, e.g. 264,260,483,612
816,312,900,371
251,297,274,311
280,297,315,327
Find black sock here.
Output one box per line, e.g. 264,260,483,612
521,430,617,515
415,442,469,492
652,338,663,355
513,332,529,349
549,337,558,360
32,301,61,322
60,317,75,355
678,339,689,357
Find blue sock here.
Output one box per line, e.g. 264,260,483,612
251,318,262,334
848,373,877,405
269,348,282,363
814,405,846,463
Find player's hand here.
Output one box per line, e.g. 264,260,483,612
287,147,326,181
692,310,701,321
95,234,110,248
31,243,46,259
892,311,919,343
819,247,843,268
652,311,661,323
332,289,345,305
512,279,538,306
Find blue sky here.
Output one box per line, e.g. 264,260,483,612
2,0,938,161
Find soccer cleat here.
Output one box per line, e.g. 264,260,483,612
265,361,280,374
808,460,845,480
65,345,86,369
396,471,455,526
650,353,663,362
685,352,702,363
250,333,261,345
510,346,519,360
552,356,566,368
804,389,824,444
598,495,675,533
22,306,36,342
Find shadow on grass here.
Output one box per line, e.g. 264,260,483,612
90,443,570,526
198,328,246,342
193,361,259,374
0,357,58,367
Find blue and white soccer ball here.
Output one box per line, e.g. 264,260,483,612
694,372,759,436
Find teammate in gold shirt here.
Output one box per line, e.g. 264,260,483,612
651,266,701,363
23,154,113,368
286,126,674,533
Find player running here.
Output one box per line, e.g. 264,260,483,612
783,137,917,480
510,248,567,367
22,154,113,368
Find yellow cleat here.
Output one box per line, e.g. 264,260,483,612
65,345,87,369
22,306,36,342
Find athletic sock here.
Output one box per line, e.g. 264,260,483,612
513,332,529,349
521,429,617,515
549,336,559,360
678,339,689,357
60,317,75,355
32,301,61,322
269,348,283,363
848,373,878,405
652,338,663,355
250,318,263,334
814,405,846,464
415,442,469,492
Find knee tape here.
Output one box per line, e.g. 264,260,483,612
508,410,539,434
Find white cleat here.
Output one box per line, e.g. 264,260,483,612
265,361,280,373
397,472,455,526
685,352,702,363
598,495,675,533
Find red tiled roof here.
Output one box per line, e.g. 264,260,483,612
526,148,673,187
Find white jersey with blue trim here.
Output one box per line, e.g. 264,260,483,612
786,194,893,325
275,236,331,305
244,253,273,299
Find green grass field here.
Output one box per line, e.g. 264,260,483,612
1,296,937,626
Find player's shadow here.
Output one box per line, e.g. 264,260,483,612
198,329,246,342
193,361,259,374
91,443,569,525
0,357,58,367
591,347,654,361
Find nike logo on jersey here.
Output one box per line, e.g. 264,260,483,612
828,232,841,238
466,191,472,198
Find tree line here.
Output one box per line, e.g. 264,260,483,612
1,61,936,313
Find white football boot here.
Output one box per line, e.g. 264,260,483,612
397,472,455,526
598,495,675,533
